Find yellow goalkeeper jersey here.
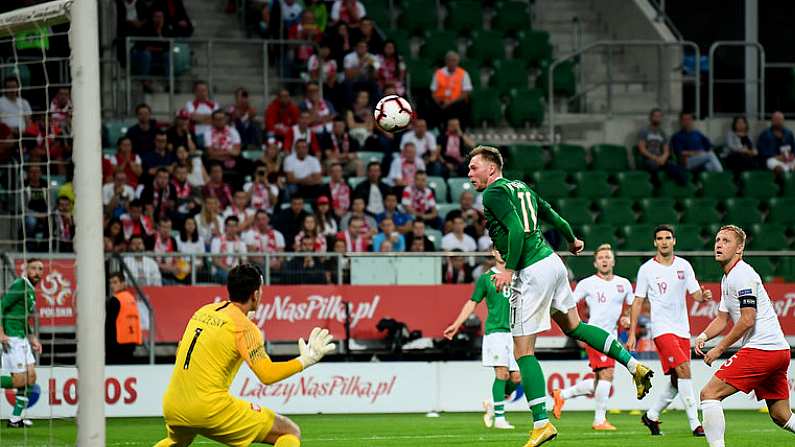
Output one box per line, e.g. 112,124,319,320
162,301,303,422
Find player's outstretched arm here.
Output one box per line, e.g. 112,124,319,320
238,326,332,385
704,307,756,366
298,327,336,368
695,311,729,357
444,300,477,340
536,196,577,245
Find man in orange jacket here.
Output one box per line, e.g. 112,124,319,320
106,271,142,365
430,51,473,130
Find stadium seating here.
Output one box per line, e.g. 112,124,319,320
505,144,545,172
242,150,262,160
693,256,724,282
566,255,595,280
406,59,434,93
767,197,795,226
347,176,366,189
447,177,475,203
470,88,502,126
363,0,391,27
615,171,653,199
746,256,777,282
621,224,656,251
572,171,611,199
581,224,619,249
531,170,570,198
741,171,779,199
556,198,594,226
549,144,587,171
103,120,134,148
436,203,459,220
639,197,678,224
356,151,384,164
419,30,458,65
658,177,696,199
505,88,545,127
673,224,706,251
445,1,483,34
782,172,795,196
537,59,577,98
493,1,531,36
425,228,443,250
681,198,721,225
491,59,529,95
466,30,505,65
748,223,789,250
514,30,552,68
700,172,737,199
384,29,411,56
428,176,448,203
591,144,630,172
399,0,438,35
596,198,636,225
459,59,482,89
723,198,763,227
614,256,642,281
173,42,191,76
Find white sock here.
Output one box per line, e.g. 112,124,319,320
533,419,549,429
561,378,594,399
647,380,678,421
678,378,701,430
593,380,611,424
627,357,639,375
783,414,795,434
701,399,725,447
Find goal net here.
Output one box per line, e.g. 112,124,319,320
0,0,105,445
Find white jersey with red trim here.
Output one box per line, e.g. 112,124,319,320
719,260,789,350
573,274,633,337
634,256,700,339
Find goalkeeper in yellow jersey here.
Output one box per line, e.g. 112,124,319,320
155,263,335,447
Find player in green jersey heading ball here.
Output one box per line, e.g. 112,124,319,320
467,146,654,447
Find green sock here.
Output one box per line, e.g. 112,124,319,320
569,322,633,367
517,355,547,423
12,392,28,417
1,375,13,389
493,378,507,418
505,380,519,396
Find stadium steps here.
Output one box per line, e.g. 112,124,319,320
38,330,77,366
185,1,245,39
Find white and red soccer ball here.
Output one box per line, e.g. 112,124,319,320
373,95,414,132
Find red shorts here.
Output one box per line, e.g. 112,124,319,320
715,348,791,401
586,345,615,371
653,334,691,375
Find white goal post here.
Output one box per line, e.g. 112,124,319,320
0,0,105,445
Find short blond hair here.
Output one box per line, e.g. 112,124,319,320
593,243,613,257
467,145,504,170
719,225,746,246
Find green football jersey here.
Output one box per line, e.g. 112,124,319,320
1,277,37,338
482,177,576,271
470,268,511,334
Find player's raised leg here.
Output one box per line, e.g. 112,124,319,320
262,414,302,446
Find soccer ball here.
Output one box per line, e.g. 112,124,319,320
374,95,414,132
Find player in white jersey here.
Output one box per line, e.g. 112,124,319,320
627,224,711,437
697,225,795,447
551,244,633,431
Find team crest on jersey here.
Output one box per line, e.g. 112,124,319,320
617,284,625,293
677,270,685,280
738,288,753,296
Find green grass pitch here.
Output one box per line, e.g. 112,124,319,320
0,410,788,446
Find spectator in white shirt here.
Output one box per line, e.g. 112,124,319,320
203,109,242,169
102,169,136,214
388,142,425,187
243,209,286,271
342,39,379,105
0,78,32,133
441,215,477,252
400,119,437,158
284,138,323,198
330,0,366,26
123,235,162,286
223,190,256,230
184,80,219,137
210,215,247,283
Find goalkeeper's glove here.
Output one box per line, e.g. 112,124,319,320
298,327,336,368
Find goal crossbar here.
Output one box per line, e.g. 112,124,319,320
0,0,73,33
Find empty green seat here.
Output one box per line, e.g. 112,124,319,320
532,170,570,199
356,151,384,163
537,60,576,97
506,88,545,127
591,144,630,172
347,176,366,189
505,144,545,172
514,30,552,67
420,30,457,65
446,1,483,34
467,30,505,63
493,1,531,35
597,198,636,224
172,42,191,76
572,171,611,199
567,255,595,280
681,198,720,225
622,224,657,251
767,197,795,225
363,0,391,26
741,171,779,199
406,59,434,92
426,228,443,250
693,256,724,282
556,198,594,226
384,29,411,56
550,144,588,171
448,177,475,203
491,59,529,95
504,168,528,183
658,177,696,199
242,150,262,160
748,223,789,250
428,176,448,203
723,198,762,227
459,59,482,89
581,224,619,249
673,224,706,251
639,197,678,224
470,88,503,126
745,257,777,282
782,172,795,196
616,171,653,199
700,171,737,199
436,203,459,220
104,120,134,147
399,0,438,35
614,256,642,282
